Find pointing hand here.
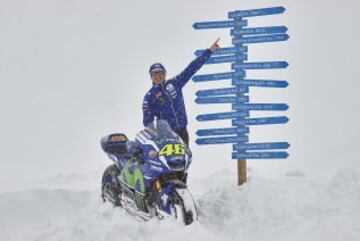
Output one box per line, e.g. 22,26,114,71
209,38,220,52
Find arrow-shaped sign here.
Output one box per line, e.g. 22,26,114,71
195,47,247,57
193,20,247,29
233,34,289,45
232,79,289,88
232,151,289,159
196,87,249,97
231,26,288,36
205,54,248,64
232,103,289,111
228,6,285,18
233,142,290,151
232,116,289,126
232,61,289,70
196,96,249,104
197,111,249,121
193,71,245,82
196,135,249,145
196,127,249,136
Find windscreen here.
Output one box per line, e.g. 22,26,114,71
145,119,179,140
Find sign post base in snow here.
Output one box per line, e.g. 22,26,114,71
238,159,247,185
193,6,290,185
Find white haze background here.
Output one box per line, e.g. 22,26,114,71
0,1,360,240
1,0,359,186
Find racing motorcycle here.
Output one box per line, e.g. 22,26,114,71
100,120,197,225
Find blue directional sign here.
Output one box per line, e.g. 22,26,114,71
196,135,249,145
195,46,248,56
232,61,289,70
192,6,290,164
228,6,285,18
232,34,289,45
196,127,249,136
197,111,249,121
196,86,249,97
231,26,287,36
232,103,289,111
232,116,289,126
232,79,289,88
196,96,249,104
193,20,247,29
233,142,290,151
232,151,289,159
193,71,245,82
205,54,248,64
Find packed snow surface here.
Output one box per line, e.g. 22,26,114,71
1,168,359,241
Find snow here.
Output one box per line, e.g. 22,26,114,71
1,168,359,241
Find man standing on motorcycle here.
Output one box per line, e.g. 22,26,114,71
142,39,220,145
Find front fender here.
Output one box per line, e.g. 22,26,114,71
156,180,187,214
164,179,187,189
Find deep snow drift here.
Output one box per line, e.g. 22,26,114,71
1,168,359,241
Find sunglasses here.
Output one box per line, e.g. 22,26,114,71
151,70,165,76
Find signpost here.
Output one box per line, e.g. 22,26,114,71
232,34,289,44
192,6,290,185
196,127,249,136
193,20,248,29
193,71,245,82
232,61,289,69
195,96,249,104
195,46,248,56
231,26,287,36
196,86,249,97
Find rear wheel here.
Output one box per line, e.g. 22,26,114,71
101,164,122,206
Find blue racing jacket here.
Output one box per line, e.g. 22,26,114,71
142,49,212,131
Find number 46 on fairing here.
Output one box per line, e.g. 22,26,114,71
159,144,185,156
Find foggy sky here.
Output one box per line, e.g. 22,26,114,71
1,0,359,188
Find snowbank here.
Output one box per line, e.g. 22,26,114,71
1,169,359,241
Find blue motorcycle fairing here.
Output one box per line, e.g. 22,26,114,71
102,120,191,198
132,138,177,192
100,133,131,170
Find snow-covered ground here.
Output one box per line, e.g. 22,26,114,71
1,168,359,241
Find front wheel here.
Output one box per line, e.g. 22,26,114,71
170,188,198,225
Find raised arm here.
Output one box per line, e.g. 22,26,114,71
171,38,220,89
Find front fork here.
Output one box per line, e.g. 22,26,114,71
154,179,187,215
